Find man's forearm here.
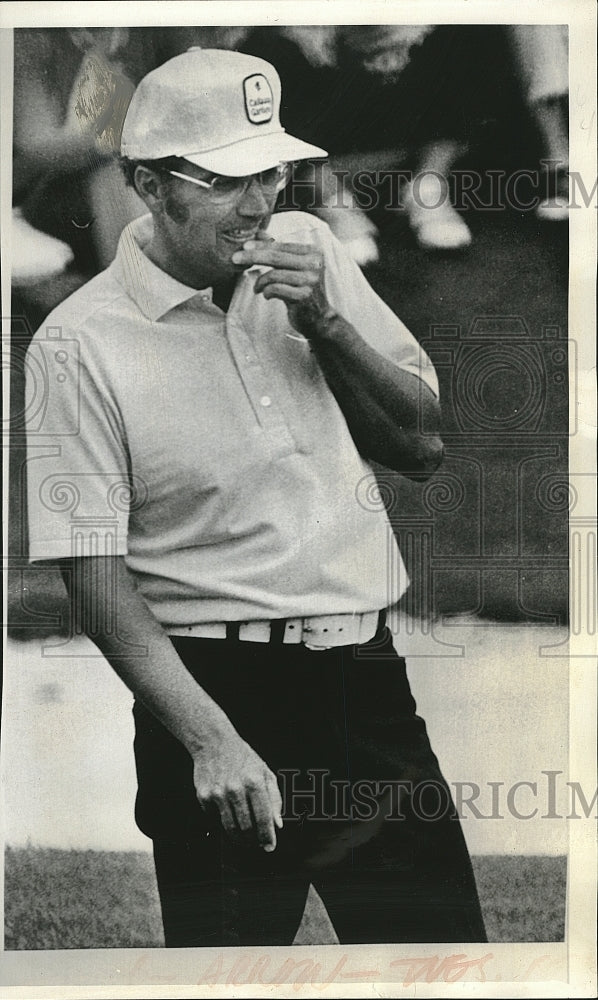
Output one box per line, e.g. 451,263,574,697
60,556,232,754
60,555,283,849
305,310,444,477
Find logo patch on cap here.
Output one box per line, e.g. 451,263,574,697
243,74,273,124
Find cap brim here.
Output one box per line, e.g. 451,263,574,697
181,130,328,176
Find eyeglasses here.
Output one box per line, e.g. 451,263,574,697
167,162,293,200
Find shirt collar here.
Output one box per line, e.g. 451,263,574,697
112,214,213,322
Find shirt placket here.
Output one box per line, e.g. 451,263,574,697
225,311,298,460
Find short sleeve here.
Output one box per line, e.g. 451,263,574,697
25,327,131,562
314,219,439,397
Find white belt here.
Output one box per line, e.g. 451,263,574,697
168,610,385,650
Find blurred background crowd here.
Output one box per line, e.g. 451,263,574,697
9,24,570,631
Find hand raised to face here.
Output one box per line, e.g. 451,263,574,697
232,232,335,338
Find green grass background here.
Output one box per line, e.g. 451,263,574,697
4,847,566,949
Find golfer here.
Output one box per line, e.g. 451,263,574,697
26,48,486,946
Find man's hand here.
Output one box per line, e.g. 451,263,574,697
192,725,283,852
232,235,334,338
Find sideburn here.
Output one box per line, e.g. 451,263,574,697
164,194,191,226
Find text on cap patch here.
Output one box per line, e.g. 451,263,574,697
243,74,273,124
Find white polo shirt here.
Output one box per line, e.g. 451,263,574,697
26,211,438,627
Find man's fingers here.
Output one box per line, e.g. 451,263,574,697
206,783,254,839
254,269,320,293
217,799,239,839
232,245,322,271
266,770,284,829
248,785,278,852
247,240,313,255
229,787,256,835
261,284,313,303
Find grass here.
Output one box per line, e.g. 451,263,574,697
4,847,566,950
471,854,567,944
4,847,164,951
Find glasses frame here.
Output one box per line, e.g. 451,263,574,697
167,162,293,199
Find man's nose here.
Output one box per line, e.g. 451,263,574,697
236,176,270,215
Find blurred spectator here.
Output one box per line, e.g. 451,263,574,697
341,24,435,79
13,26,148,309
401,138,472,249
507,25,568,221
242,26,515,257
318,26,441,260
339,26,472,251
150,25,251,62
11,208,75,288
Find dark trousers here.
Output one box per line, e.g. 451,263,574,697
133,629,487,947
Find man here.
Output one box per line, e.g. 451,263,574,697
26,48,486,946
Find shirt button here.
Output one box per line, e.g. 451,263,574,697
200,295,209,302
260,395,272,407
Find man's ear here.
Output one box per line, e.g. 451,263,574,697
133,166,168,212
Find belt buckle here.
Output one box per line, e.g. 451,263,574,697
301,614,349,650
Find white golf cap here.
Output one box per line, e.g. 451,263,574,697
120,47,328,176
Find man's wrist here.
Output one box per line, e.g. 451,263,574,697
182,701,237,757
296,302,342,340
318,305,341,328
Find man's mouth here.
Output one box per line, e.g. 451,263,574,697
221,227,260,244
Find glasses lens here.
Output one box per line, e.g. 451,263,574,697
209,163,292,199
259,164,291,190
211,176,246,198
